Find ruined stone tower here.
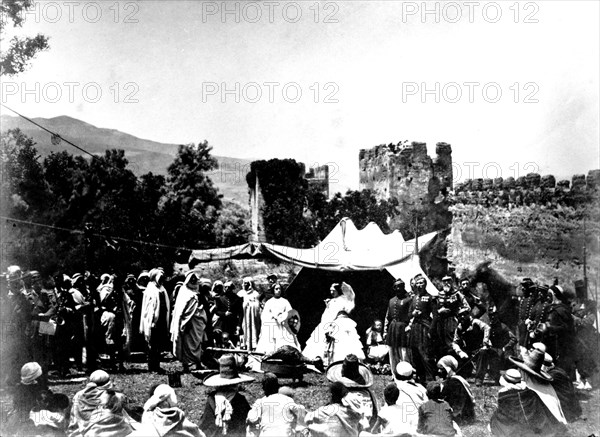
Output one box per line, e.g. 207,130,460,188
358,141,453,204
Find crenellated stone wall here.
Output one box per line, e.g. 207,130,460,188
453,169,600,208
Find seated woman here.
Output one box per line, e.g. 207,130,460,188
4,362,50,434
28,391,70,436
437,355,475,425
303,282,355,361
83,390,134,437
141,384,204,437
67,370,134,437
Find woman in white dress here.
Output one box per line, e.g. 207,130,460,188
237,277,262,351
302,282,356,361
255,283,300,354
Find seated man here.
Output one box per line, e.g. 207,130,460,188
437,355,475,425
542,350,582,423
326,354,377,430
490,368,568,437
452,308,491,383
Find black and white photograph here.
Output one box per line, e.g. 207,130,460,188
0,1,599,436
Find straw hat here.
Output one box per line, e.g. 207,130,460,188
203,355,254,387
326,354,373,388
509,348,553,382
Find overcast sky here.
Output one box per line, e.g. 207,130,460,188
2,1,598,193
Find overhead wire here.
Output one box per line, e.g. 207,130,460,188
0,215,195,252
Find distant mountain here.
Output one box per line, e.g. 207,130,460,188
0,115,252,206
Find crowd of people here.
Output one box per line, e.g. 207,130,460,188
1,263,598,436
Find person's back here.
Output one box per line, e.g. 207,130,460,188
248,392,303,437
305,382,362,437
490,369,568,437
417,381,457,437
375,383,412,435
142,384,203,437
418,399,456,436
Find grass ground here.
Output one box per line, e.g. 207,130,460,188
37,359,600,437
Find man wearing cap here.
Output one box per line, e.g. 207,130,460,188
393,361,428,434
384,278,412,372
406,274,436,384
459,277,486,319
432,275,470,358
517,278,536,356
489,368,566,437
214,281,243,345
482,307,517,385
540,285,576,379
2,266,34,384
23,271,54,374
452,307,491,383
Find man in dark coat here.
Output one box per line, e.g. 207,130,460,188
540,285,576,378
452,308,491,382
459,277,486,319
542,351,581,423
213,281,243,346
490,368,568,437
407,275,436,384
432,276,470,358
482,307,517,384
384,279,412,373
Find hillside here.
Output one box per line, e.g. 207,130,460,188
0,115,252,205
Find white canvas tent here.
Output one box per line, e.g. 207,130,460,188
189,217,443,343
189,217,440,295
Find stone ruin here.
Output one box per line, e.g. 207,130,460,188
358,141,453,205
454,169,600,208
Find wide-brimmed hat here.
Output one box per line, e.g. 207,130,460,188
203,354,254,387
326,354,373,388
509,348,553,382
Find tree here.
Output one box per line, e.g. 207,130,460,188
1,0,50,76
213,200,252,247
247,159,316,247
161,141,222,248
